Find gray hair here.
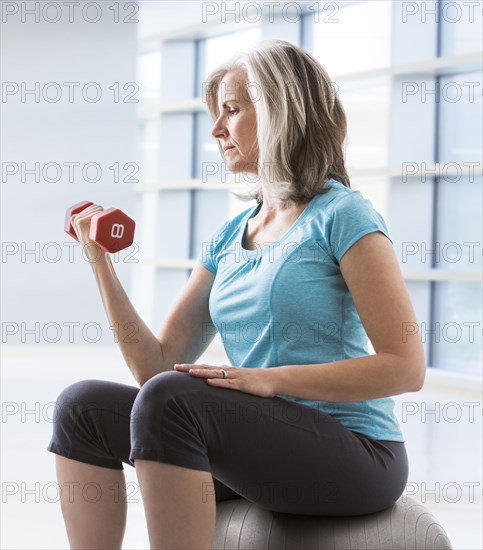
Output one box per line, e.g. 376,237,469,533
203,39,351,204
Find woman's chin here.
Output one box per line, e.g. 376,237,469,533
224,157,258,178
225,158,240,171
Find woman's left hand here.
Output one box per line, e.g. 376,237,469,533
173,363,277,398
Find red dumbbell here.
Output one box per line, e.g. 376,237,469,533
65,200,136,253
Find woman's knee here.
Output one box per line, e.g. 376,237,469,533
131,370,204,429
55,379,107,405
53,379,137,430
133,371,197,408
129,371,212,468
54,379,102,414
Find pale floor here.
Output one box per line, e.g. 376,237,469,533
1,346,481,549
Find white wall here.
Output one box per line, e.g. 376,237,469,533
1,2,138,346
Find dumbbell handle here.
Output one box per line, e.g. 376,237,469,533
64,200,135,253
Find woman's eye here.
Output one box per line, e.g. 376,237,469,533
228,109,238,115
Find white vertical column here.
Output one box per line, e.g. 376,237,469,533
1,4,138,346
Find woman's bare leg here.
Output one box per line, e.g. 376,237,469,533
135,459,216,550
55,455,127,549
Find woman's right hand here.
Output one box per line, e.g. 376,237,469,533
70,204,107,263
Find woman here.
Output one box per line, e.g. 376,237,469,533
47,40,425,549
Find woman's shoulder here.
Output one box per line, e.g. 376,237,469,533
314,179,379,217
315,178,361,207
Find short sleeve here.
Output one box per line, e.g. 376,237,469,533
196,220,230,274
328,191,393,264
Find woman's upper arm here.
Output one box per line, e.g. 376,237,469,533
155,261,217,366
339,231,426,389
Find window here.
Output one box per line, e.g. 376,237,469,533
137,50,162,106
194,111,220,180
311,0,392,76
440,0,483,56
203,29,262,80
432,282,482,375
438,71,482,164
305,0,482,376
338,81,391,170
432,69,482,375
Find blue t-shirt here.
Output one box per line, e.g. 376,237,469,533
197,178,405,442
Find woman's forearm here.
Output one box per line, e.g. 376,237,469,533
272,353,425,402
90,255,172,386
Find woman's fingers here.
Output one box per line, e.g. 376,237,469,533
71,204,104,233
71,204,106,260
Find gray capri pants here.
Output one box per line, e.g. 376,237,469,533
47,370,408,516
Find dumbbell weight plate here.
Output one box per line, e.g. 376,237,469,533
89,208,136,253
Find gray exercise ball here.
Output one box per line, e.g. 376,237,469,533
212,496,452,550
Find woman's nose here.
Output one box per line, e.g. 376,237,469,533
211,122,226,139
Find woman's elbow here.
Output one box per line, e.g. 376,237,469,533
407,362,426,392
392,353,426,393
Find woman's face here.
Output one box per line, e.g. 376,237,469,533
211,69,258,174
